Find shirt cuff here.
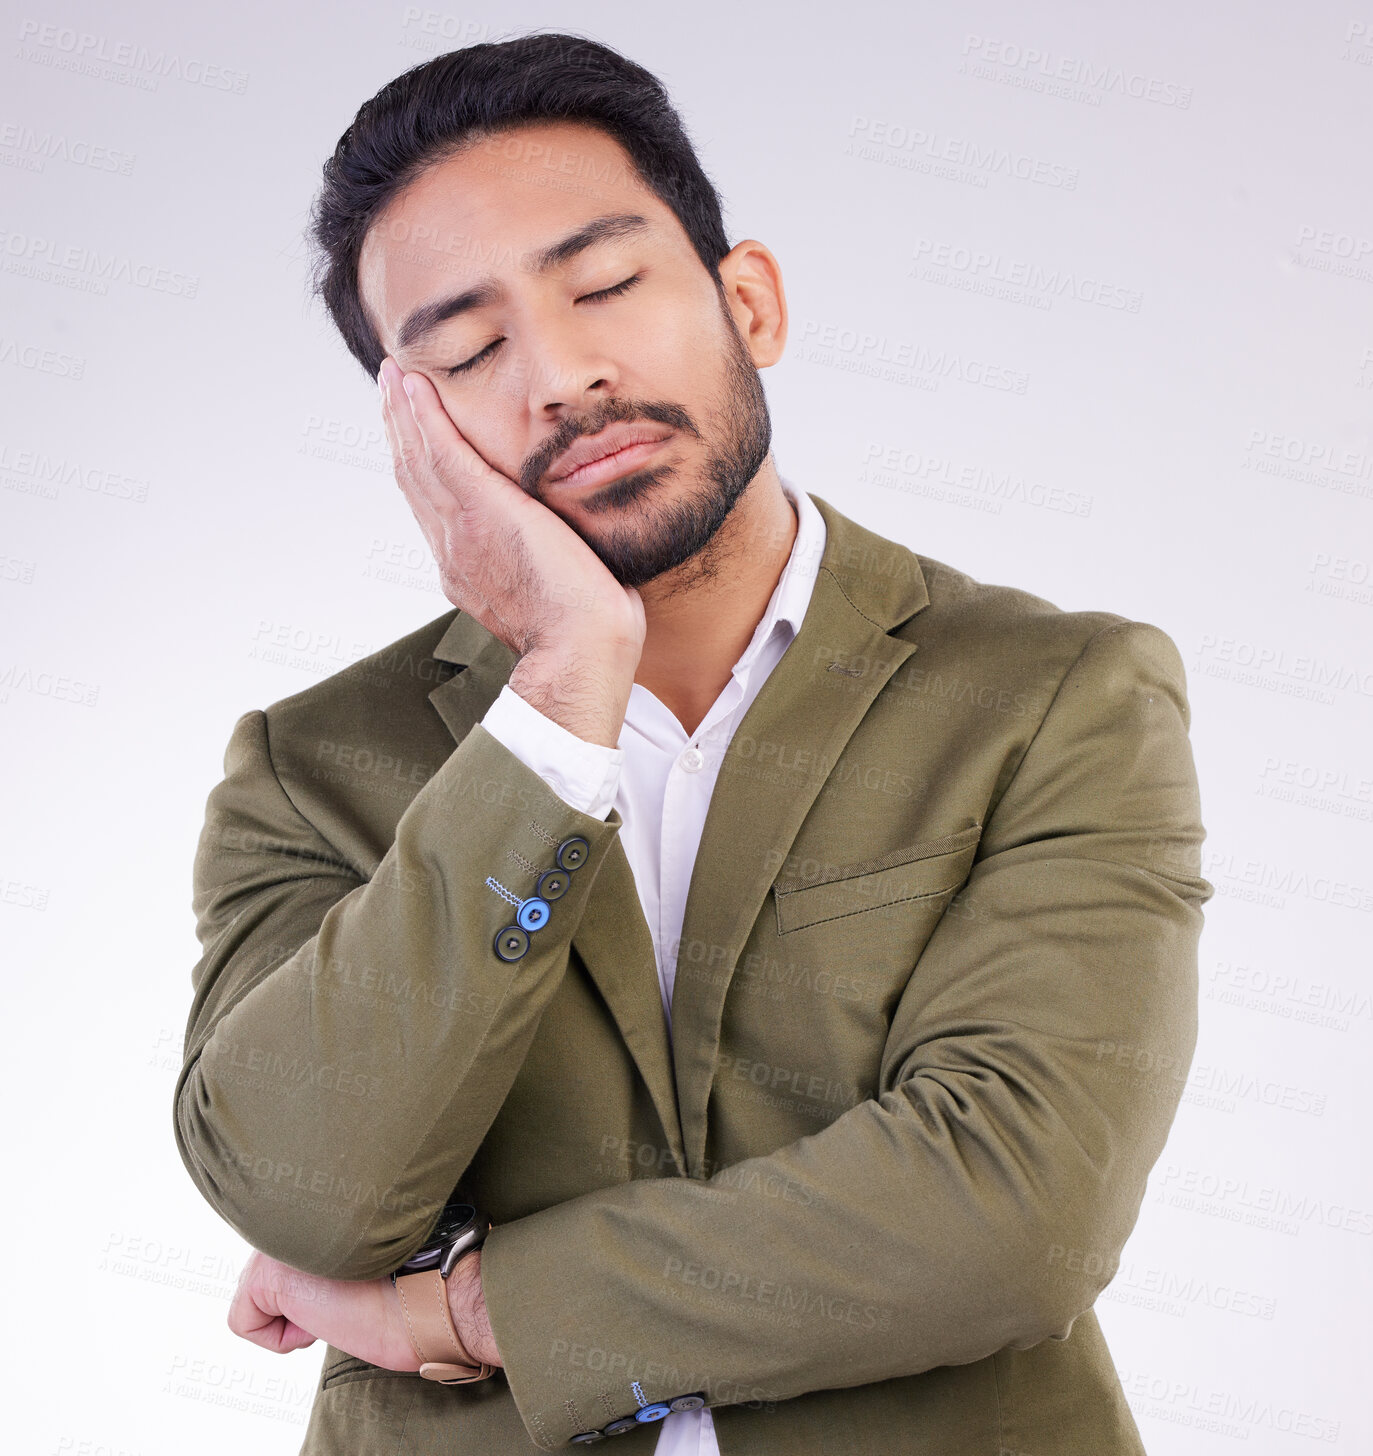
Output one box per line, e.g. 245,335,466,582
479,683,623,820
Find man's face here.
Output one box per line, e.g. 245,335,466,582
358,120,775,590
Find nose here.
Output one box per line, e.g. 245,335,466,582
523,310,620,420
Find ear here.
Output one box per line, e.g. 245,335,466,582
717,240,787,368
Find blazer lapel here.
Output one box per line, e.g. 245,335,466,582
669,494,931,1175
427,616,687,1176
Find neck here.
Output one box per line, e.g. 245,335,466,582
632,462,799,739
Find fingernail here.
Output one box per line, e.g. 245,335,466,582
402,376,415,398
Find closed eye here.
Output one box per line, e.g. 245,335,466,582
443,273,645,377
581,272,643,304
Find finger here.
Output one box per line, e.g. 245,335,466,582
402,368,525,512
232,1311,318,1355
379,358,455,520
379,364,504,627
379,358,444,538
399,370,483,501
227,1265,320,1356
378,358,429,491
227,1280,275,1341
378,360,528,641
277,1323,318,1354
385,362,510,603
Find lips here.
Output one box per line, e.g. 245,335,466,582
547,423,674,484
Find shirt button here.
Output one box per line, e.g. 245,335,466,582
679,746,704,772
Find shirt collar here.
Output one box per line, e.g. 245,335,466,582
731,475,827,676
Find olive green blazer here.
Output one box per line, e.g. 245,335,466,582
174,492,1212,1454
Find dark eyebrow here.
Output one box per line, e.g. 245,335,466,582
394,212,652,354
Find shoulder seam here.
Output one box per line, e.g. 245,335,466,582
997,616,1138,804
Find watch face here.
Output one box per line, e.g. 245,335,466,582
399,1201,477,1273
431,1201,477,1244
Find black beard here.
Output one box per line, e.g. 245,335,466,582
546,293,773,593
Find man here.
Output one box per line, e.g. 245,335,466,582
175,31,1213,1455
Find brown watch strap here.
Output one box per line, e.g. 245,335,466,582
394,1263,496,1384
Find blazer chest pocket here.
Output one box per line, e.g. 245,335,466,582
772,823,982,935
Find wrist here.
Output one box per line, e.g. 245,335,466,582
445,1249,500,1368
508,645,635,749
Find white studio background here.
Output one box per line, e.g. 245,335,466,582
3,2,1370,1452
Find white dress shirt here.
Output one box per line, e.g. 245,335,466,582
478,476,826,1453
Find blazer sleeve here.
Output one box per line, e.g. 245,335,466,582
477,619,1215,1448
173,711,625,1281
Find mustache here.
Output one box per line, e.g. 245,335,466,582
522,399,699,493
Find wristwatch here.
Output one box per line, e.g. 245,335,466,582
391,1196,496,1384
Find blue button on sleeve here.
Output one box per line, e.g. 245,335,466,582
480,683,622,820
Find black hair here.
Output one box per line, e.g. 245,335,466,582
306,29,732,380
